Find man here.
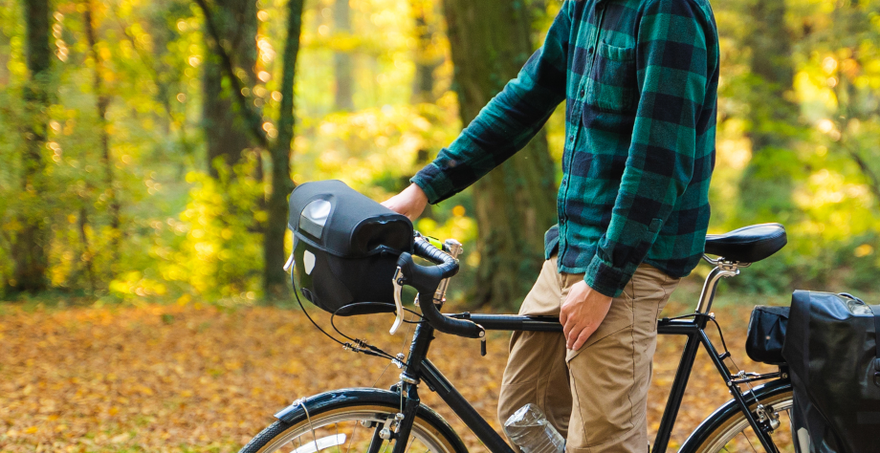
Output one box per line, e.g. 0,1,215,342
384,0,719,450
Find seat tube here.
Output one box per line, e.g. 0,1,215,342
652,330,702,452
696,260,740,313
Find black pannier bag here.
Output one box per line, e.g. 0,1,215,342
782,290,880,453
745,305,789,365
288,180,413,316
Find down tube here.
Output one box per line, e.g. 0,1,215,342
420,359,516,453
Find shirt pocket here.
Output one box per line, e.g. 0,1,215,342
585,42,637,114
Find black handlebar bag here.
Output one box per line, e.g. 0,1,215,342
782,290,880,453
288,180,413,316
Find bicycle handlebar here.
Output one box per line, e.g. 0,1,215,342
394,237,484,339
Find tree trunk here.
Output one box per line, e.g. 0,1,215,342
738,0,799,221
263,0,305,298
202,0,258,177
333,0,354,111
84,0,120,273
411,0,440,103
442,0,557,309
11,0,52,292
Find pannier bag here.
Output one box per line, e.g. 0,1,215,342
745,305,789,365
782,290,880,453
288,180,413,316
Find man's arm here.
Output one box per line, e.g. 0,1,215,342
584,0,713,298
410,4,572,204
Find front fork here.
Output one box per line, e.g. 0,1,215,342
365,377,420,453
391,379,423,453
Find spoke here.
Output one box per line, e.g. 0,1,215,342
404,435,415,453
743,431,758,452
338,421,346,453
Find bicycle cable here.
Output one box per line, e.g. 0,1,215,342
662,312,731,358
663,312,767,406
290,267,348,348
329,307,397,360
289,260,416,362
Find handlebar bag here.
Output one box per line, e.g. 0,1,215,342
288,180,413,316
745,305,789,365
782,290,880,453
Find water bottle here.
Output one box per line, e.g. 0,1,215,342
503,404,565,453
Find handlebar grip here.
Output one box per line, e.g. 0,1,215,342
413,237,459,279
396,251,483,339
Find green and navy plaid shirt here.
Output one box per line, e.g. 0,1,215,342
412,0,719,297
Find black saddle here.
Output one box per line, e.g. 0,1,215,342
704,223,787,263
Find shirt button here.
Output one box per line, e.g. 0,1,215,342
568,135,574,143
588,46,594,55
579,88,585,98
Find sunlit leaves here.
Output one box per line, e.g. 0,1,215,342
0,298,791,451
156,154,265,301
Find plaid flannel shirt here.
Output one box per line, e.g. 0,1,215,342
412,0,719,297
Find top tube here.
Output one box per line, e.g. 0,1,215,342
452,313,562,332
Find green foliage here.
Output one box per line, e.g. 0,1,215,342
153,154,265,301
1,0,880,304
708,0,880,294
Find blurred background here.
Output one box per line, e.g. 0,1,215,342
1,0,879,308
2,1,880,451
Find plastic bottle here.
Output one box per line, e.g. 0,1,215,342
503,404,565,453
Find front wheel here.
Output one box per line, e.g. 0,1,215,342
680,380,794,453
239,388,467,453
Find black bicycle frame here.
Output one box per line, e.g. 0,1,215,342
390,312,781,453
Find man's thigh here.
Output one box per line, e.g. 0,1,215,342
498,257,575,438
565,264,679,453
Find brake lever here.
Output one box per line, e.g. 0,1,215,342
389,266,405,335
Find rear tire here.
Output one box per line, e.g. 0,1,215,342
239,389,467,453
682,380,794,452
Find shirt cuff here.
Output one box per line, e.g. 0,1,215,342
410,162,454,204
584,254,631,298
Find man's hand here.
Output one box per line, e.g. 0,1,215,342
560,280,613,351
381,183,428,221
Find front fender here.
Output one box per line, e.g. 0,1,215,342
274,388,401,422
273,387,468,453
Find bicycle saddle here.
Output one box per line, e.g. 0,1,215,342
704,223,786,263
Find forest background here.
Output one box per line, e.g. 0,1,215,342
2,0,880,451
1,0,880,307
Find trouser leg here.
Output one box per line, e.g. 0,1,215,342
498,258,575,444
565,264,678,453
497,260,678,453
498,330,571,441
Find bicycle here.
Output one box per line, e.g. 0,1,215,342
239,222,792,453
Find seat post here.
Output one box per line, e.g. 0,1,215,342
695,256,745,314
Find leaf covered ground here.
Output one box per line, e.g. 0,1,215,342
0,296,778,452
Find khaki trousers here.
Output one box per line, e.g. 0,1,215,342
497,256,680,453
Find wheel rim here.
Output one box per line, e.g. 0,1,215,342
696,392,795,452
257,405,457,453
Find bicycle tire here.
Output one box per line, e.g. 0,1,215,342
680,379,794,453
238,388,468,453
